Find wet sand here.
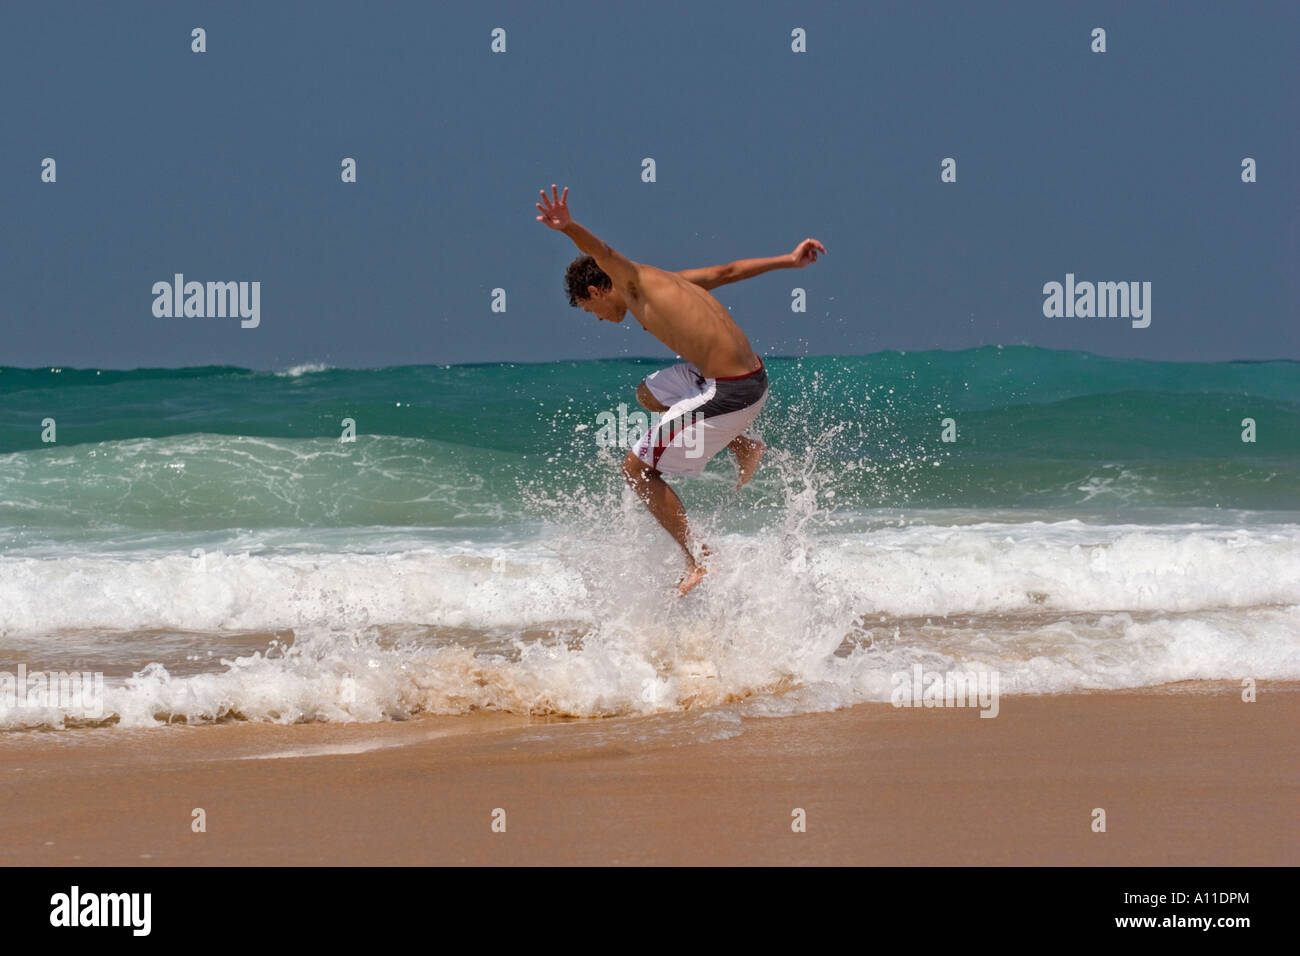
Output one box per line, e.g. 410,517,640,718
1,683,1295,866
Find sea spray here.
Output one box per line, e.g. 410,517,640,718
1,348,1297,730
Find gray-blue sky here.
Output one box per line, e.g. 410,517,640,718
3,0,1297,369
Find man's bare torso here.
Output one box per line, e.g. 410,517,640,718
624,265,761,379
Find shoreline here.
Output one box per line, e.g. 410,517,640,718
1,682,1295,866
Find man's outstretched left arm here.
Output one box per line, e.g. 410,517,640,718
678,239,826,290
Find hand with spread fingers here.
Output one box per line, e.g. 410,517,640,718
535,185,572,230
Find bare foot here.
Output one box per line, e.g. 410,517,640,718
677,563,707,597
678,543,712,597
732,437,765,489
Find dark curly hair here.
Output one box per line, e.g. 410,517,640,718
564,255,612,307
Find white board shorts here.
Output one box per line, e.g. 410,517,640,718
633,360,769,477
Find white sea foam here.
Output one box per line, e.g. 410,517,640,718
1,519,1298,730
1,523,1296,633
274,362,332,377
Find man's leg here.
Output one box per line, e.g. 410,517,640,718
636,380,669,413
622,449,709,596
727,434,765,489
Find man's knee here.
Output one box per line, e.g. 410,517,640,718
636,381,669,413
622,449,655,486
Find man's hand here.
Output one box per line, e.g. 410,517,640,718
536,184,572,230
790,238,826,268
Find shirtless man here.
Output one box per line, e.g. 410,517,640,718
536,184,824,595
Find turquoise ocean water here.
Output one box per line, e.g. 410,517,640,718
2,347,1298,729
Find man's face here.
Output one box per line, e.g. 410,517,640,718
578,286,626,322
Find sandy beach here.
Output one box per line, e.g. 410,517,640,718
2,682,1294,866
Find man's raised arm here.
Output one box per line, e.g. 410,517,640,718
536,185,640,293
678,238,826,290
